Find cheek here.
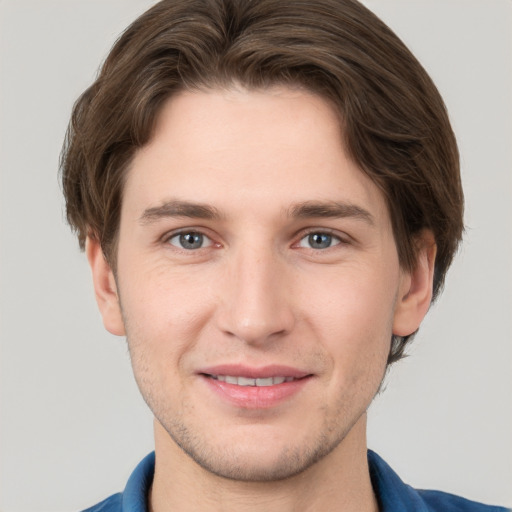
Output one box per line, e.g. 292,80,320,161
304,264,397,374
306,262,398,331
118,260,219,364
120,252,204,313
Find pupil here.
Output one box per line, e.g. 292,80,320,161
309,233,331,249
180,232,202,249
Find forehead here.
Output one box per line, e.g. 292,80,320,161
123,86,389,224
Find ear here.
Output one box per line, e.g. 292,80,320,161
393,230,437,337
86,236,125,336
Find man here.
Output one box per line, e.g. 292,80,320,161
59,0,510,511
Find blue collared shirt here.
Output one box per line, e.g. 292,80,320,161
82,451,510,511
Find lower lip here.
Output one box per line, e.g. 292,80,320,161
202,376,311,409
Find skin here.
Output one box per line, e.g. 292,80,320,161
88,86,435,512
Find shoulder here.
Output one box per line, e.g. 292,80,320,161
81,493,122,512
368,450,510,512
80,452,155,512
418,489,511,512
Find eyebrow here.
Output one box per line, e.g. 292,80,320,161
139,200,222,224
139,199,374,225
287,200,374,225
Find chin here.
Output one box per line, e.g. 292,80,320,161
162,416,348,482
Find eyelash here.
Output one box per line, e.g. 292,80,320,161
165,230,215,251
295,229,348,251
162,228,349,252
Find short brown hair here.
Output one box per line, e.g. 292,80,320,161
61,0,464,363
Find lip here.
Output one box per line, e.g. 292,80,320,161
197,364,312,409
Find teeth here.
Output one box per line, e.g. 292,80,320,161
212,375,294,386
238,377,255,386
255,377,273,386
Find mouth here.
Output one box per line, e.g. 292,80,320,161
198,366,312,408
206,375,298,386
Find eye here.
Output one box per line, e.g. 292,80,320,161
167,231,213,250
298,232,341,250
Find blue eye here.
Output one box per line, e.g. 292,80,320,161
168,231,212,250
299,232,341,249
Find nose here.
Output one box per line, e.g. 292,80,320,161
215,244,295,346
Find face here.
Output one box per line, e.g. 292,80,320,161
91,87,431,482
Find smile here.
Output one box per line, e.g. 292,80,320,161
209,375,296,386
201,369,312,409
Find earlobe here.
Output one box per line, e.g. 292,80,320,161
393,230,437,337
86,236,126,336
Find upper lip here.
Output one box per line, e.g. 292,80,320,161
197,364,311,379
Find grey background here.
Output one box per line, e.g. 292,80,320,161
1,1,511,510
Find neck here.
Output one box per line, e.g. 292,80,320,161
149,414,378,512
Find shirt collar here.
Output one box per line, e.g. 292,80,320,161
368,450,429,512
122,452,154,512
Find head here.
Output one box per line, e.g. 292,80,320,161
61,0,463,365
61,0,464,483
